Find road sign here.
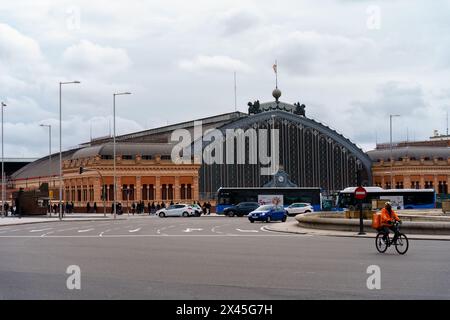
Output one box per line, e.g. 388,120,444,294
354,186,367,200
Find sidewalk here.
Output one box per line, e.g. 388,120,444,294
0,213,125,227
0,212,226,227
264,221,450,241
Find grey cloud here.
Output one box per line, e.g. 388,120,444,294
218,9,261,36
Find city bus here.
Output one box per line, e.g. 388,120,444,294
336,187,436,210
216,187,322,214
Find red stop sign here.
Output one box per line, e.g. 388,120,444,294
354,186,367,200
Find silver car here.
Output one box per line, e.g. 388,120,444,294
285,203,314,216
157,204,194,217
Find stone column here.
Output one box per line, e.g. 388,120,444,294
174,176,181,203
447,174,450,195
433,175,439,192
155,176,161,201
420,175,425,189
93,177,102,204
136,176,142,201
116,176,122,202
403,175,411,190
193,174,200,202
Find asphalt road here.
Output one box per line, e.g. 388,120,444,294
0,215,449,299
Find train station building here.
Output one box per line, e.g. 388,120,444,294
367,135,450,198
10,88,374,212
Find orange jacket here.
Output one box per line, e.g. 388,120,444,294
380,208,400,226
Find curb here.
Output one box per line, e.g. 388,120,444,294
263,223,450,241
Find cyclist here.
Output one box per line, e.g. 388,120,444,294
380,202,401,243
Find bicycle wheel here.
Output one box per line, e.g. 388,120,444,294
375,233,388,253
395,233,409,255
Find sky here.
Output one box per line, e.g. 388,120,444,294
0,0,449,158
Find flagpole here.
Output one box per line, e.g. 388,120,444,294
275,60,278,89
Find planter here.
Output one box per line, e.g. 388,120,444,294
443,200,450,215
345,210,374,219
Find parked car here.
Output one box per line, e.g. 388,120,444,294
157,204,194,217
191,204,202,216
248,205,287,223
223,202,259,217
285,203,314,216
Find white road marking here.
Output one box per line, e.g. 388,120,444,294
236,229,258,233
0,234,298,238
78,228,95,233
30,228,53,233
182,228,203,233
41,231,54,237
157,225,174,235
55,227,79,232
129,228,141,233
0,229,18,234
99,229,111,237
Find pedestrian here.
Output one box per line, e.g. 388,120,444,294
206,201,211,215
4,202,9,217
71,201,75,213
132,202,136,215
93,202,98,213
156,202,161,211
202,202,207,215
86,202,91,213
151,202,156,214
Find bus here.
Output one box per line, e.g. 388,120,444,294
216,187,322,214
336,187,436,210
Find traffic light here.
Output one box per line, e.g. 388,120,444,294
79,167,84,174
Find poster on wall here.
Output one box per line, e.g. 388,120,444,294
258,195,284,206
380,195,404,210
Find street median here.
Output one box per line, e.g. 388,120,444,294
295,213,450,235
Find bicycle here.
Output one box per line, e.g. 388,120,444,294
375,221,409,255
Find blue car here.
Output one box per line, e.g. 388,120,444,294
248,205,287,223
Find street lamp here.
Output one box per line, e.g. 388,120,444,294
40,124,52,215
59,81,80,221
113,92,131,220
389,114,400,189
1,102,6,217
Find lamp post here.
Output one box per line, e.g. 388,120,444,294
389,114,400,189
40,124,52,215
113,92,131,220
1,102,6,217
59,81,80,221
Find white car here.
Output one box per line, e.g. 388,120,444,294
157,204,194,217
286,203,314,216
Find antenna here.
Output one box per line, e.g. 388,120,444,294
234,71,237,112
447,110,449,136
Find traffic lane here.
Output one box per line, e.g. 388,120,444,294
0,234,449,299
0,216,288,237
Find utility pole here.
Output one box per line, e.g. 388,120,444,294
389,114,400,189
